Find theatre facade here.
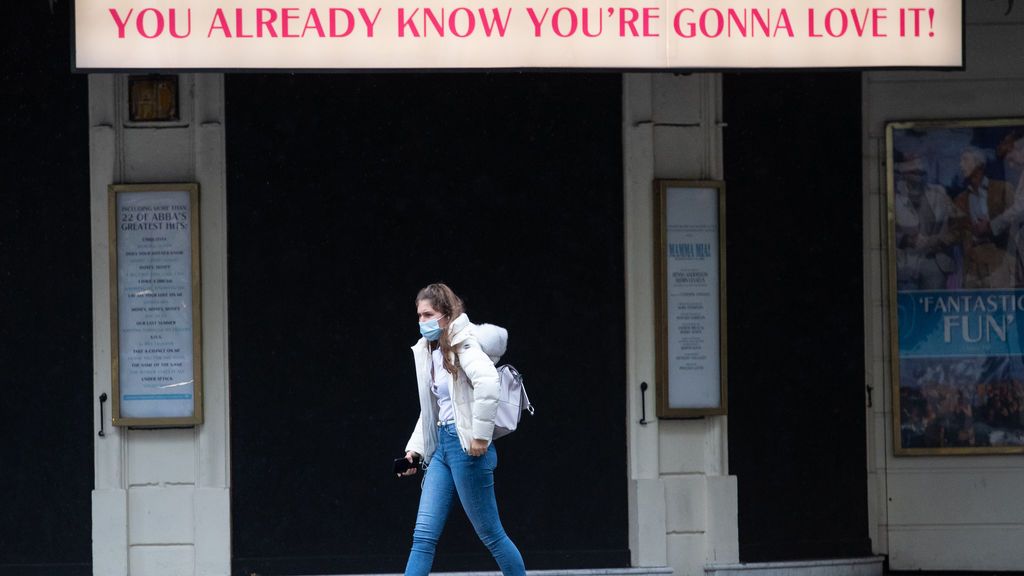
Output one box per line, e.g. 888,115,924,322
3,2,1024,576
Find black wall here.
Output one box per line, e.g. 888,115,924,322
226,74,628,575
723,73,871,561
0,3,93,575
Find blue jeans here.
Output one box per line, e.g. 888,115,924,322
404,423,525,576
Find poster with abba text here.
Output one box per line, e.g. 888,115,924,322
109,184,203,427
655,181,727,418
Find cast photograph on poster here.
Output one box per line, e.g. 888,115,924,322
887,118,1024,455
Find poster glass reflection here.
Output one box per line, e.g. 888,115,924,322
887,119,1024,455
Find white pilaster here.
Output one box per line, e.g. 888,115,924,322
90,73,230,576
624,72,738,576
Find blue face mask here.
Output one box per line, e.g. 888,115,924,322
419,317,443,342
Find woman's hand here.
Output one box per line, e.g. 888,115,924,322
468,439,489,457
400,451,420,477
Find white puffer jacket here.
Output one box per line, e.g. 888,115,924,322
405,313,507,464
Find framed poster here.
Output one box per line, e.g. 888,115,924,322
108,183,203,427
887,119,1024,455
654,180,728,418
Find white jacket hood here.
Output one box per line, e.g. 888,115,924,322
472,322,508,362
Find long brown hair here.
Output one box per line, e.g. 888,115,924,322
416,283,465,375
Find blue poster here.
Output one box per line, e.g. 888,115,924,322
890,120,1024,452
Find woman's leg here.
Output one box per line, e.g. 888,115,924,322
450,444,525,576
404,452,455,576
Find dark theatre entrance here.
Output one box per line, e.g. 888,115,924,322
226,74,628,575
724,72,872,561
1,3,94,575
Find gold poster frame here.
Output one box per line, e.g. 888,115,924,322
108,183,203,427
654,180,728,419
886,118,1024,456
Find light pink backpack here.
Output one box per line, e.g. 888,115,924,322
471,323,535,439
492,364,535,440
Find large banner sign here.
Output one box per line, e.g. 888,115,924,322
888,119,1024,455
75,0,963,70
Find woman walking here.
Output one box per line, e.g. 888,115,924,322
398,283,525,576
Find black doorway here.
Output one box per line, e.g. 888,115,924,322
1,3,93,575
226,74,629,575
723,72,871,561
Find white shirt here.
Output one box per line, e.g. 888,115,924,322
968,179,990,225
430,348,455,423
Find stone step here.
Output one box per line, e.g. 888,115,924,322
706,557,884,576
299,569,673,576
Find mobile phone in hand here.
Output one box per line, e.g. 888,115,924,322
393,456,419,475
